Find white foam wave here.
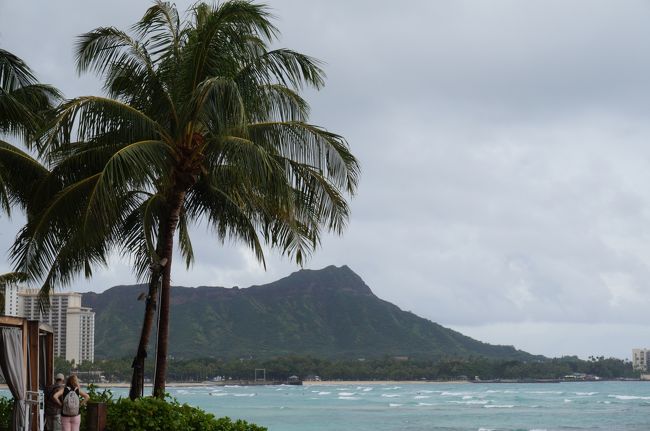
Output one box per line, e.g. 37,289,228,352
338,392,355,396
209,392,228,397
609,395,650,400
441,391,466,397
317,391,331,395
388,403,402,407
338,396,360,400
233,393,256,397
417,402,434,406
484,404,514,409
381,394,401,398
449,400,489,405
414,395,430,399
563,399,572,403
575,392,598,396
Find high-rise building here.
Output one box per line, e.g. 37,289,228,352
19,290,95,364
632,348,650,372
2,283,22,317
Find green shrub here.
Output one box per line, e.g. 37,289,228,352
79,389,266,431
0,396,11,431
0,397,9,430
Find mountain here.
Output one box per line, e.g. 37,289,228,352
82,265,535,360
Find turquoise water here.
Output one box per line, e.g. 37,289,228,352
5,381,649,430
153,381,650,430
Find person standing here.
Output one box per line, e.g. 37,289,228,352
52,375,90,431
44,373,65,431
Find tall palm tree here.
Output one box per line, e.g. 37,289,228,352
13,0,359,398
0,49,60,315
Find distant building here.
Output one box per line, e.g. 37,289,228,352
632,348,650,372
19,290,95,364
2,284,22,317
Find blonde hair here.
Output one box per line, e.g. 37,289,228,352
66,375,79,388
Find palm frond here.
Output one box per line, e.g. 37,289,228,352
0,139,49,212
43,96,165,155
177,209,194,268
237,48,325,90
133,1,184,61
81,139,173,231
0,48,37,91
248,121,360,193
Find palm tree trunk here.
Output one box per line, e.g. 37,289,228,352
129,226,167,400
128,266,161,400
152,190,186,398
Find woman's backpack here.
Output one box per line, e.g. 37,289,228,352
62,386,79,416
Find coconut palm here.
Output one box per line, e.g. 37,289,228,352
12,0,359,398
0,49,60,318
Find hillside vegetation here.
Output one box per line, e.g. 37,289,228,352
83,266,535,361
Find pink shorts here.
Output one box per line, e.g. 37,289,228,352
60,415,80,431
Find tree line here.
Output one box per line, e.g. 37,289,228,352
56,355,638,383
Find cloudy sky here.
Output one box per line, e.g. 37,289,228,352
2,0,650,359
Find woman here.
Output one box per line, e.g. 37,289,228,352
53,375,90,431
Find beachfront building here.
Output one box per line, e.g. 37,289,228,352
632,348,650,371
2,283,23,317
19,290,95,364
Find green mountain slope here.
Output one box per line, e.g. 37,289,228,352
82,265,535,360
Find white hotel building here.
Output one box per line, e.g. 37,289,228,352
632,348,650,372
3,287,95,364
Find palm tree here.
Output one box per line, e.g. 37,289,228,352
13,0,359,398
0,49,60,314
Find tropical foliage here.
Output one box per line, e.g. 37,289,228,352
60,355,638,383
101,398,266,431
0,396,10,431
9,0,358,398
74,387,265,431
0,48,60,315
0,48,60,215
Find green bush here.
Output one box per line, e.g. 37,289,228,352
104,397,266,431
0,396,11,431
79,387,265,431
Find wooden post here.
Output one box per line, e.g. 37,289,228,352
86,402,107,431
27,321,40,431
45,331,54,386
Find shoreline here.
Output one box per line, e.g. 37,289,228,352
3,379,644,390
0,380,468,389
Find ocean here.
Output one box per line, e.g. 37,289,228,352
141,381,650,430
4,381,649,430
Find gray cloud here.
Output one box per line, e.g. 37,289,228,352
1,0,650,358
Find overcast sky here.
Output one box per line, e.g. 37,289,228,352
1,0,650,359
